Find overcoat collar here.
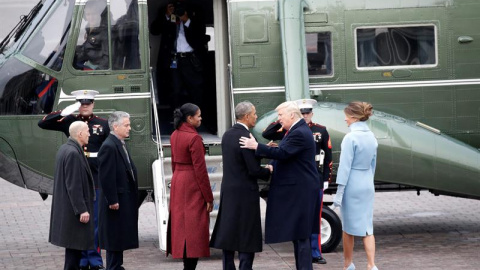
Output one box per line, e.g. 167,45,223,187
286,118,306,134
349,121,370,132
178,122,198,134
233,123,249,132
67,138,95,198
67,138,90,175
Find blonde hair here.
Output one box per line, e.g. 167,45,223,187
344,101,373,121
276,101,302,119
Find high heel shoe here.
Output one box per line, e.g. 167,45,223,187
346,262,355,270
370,266,378,270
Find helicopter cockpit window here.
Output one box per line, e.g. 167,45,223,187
306,32,333,76
22,0,75,71
356,25,436,68
0,58,57,115
74,0,109,70
111,0,141,70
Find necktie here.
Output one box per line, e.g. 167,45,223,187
122,142,135,181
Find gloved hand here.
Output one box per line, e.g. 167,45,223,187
332,197,341,209
333,184,345,209
61,102,81,116
323,182,329,191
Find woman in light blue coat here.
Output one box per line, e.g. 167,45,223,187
334,101,378,270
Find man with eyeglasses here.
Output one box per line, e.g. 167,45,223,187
262,98,332,265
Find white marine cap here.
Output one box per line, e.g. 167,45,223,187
295,98,317,114
71,90,99,104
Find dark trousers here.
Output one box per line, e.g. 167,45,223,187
106,250,123,270
310,189,324,258
183,242,198,270
80,190,103,267
64,248,82,270
222,250,255,270
171,55,203,109
293,238,313,270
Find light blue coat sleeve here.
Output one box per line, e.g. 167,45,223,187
336,134,354,186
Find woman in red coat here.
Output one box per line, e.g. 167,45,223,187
168,103,214,270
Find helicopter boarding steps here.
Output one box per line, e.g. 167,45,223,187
152,149,223,252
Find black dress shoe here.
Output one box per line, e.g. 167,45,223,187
312,256,327,264
91,266,105,270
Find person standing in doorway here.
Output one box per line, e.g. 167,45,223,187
150,1,208,109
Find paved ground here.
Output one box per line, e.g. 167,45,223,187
1,178,479,270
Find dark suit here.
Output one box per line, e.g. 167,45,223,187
256,119,320,270
49,139,95,270
98,134,139,270
210,123,270,269
150,2,207,108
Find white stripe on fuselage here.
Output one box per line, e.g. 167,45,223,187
232,78,480,94
57,88,150,105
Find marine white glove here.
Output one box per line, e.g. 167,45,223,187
323,182,329,191
61,102,81,116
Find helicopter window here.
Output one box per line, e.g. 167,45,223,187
73,0,109,70
356,25,436,68
305,32,332,76
22,0,75,71
0,58,57,115
111,0,141,70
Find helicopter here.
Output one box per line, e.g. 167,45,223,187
1,0,479,253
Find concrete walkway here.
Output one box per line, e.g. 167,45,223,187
1,179,479,269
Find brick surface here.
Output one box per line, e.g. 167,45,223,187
1,179,479,269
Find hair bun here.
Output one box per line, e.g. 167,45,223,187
173,108,183,118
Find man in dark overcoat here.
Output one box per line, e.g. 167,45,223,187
210,101,272,270
240,101,320,270
98,111,139,270
49,121,95,270
39,90,108,270
262,99,332,264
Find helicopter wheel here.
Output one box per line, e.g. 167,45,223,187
320,206,342,253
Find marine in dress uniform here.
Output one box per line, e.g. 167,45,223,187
262,99,332,265
38,90,109,270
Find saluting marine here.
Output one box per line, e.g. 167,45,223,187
38,90,109,270
262,98,332,265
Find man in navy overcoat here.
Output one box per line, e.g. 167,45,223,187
240,101,320,270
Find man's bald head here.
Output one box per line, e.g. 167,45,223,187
69,121,90,145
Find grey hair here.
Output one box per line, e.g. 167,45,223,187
108,111,130,130
69,121,88,140
275,101,301,118
235,101,254,120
